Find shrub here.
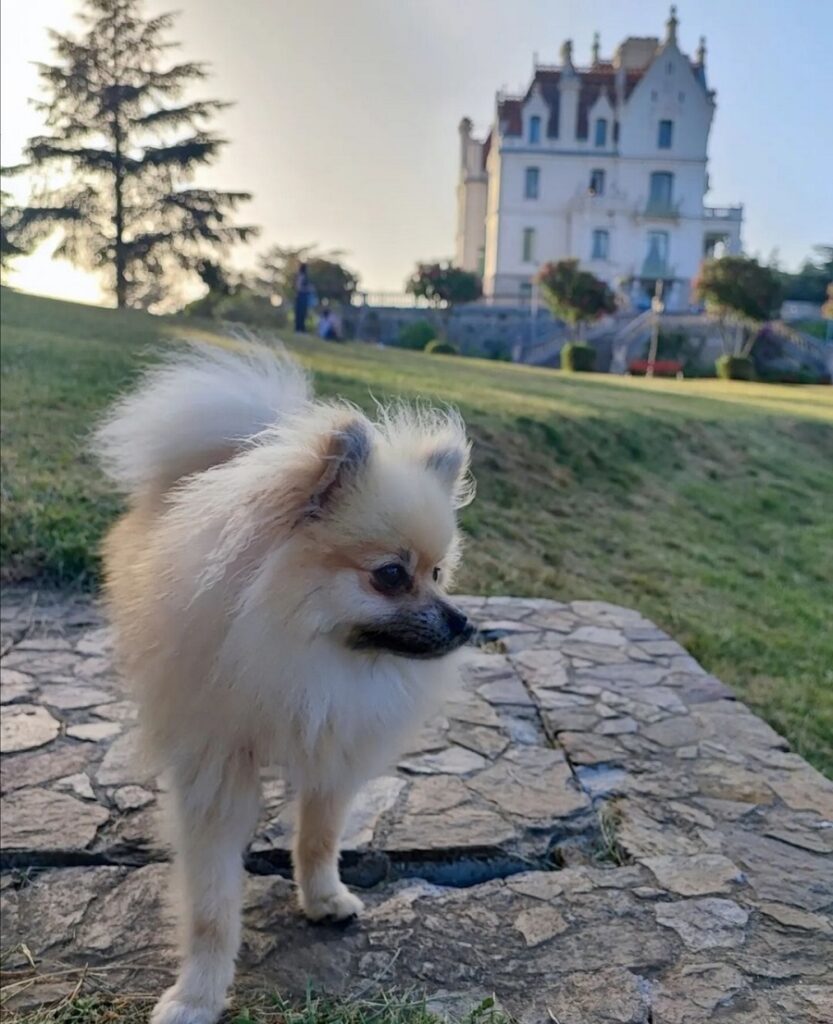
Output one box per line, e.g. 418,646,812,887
183,288,285,328
757,367,831,385
560,342,596,372
715,354,755,381
483,339,512,361
396,319,436,350
424,339,458,355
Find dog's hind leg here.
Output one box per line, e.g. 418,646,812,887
293,785,365,921
151,747,260,1024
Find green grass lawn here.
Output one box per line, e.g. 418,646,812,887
2,288,832,775
0,976,508,1024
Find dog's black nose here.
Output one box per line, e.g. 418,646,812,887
443,603,473,641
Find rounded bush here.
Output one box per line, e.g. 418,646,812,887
396,319,436,350
560,342,596,372
715,355,755,381
424,339,458,355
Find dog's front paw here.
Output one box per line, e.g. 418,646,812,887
150,986,224,1024
300,883,364,922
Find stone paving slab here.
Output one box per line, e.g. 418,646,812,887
1,587,832,1021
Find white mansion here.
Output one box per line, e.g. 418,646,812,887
455,8,743,311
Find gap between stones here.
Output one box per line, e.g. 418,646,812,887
2,634,628,890
2,844,567,889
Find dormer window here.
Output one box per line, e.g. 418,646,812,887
658,120,673,149
589,169,605,196
529,115,541,144
594,118,608,147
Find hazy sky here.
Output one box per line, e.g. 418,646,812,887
2,0,831,304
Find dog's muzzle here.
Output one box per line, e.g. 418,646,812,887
348,600,474,659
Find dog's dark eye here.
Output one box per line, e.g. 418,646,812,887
371,563,410,595
432,567,441,582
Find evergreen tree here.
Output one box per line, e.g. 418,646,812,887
19,0,257,307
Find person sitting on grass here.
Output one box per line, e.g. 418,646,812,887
317,303,340,341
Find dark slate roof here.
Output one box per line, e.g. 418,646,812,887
496,60,683,140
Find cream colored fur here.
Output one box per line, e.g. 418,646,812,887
95,342,473,1024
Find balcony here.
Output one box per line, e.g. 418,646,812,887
642,199,682,220
704,205,743,222
638,255,679,281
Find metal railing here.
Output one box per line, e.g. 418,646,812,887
703,206,743,221
352,291,556,312
643,198,682,219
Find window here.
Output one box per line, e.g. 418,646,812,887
651,89,658,102
524,166,540,199
649,171,674,209
522,228,536,263
589,169,605,195
658,120,673,149
594,118,608,147
529,115,541,144
591,229,609,261
646,230,669,272
520,281,533,301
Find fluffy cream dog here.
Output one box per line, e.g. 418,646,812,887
94,343,474,1024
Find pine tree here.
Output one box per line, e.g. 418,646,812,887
19,0,257,307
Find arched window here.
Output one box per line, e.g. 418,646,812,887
529,115,541,144
594,118,608,147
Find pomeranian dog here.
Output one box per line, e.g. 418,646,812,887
94,342,474,1024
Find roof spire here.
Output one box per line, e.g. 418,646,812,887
560,39,575,73
696,35,707,64
666,4,679,44
591,32,601,64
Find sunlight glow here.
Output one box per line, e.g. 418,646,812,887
6,234,107,306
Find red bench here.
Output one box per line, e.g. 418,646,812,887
627,359,684,379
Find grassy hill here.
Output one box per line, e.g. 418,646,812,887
2,288,832,775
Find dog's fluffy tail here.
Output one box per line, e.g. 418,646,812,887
94,341,311,499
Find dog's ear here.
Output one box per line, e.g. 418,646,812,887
306,417,372,517
424,427,473,509
426,446,466,490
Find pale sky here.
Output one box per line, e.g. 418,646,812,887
2,0,831,305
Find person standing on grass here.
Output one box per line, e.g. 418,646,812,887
294,262,312,333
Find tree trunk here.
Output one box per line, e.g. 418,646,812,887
113,121,126,309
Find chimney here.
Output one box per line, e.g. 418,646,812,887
558,40,581,142
459,116,473,169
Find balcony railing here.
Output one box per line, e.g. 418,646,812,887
639,259,674,280
643,199,682,220
704,206,743,221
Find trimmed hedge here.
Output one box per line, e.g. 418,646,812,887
396,319,436,350
761,370,831,385
715,355,755,381
424,339,458,355
560,342,596,372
